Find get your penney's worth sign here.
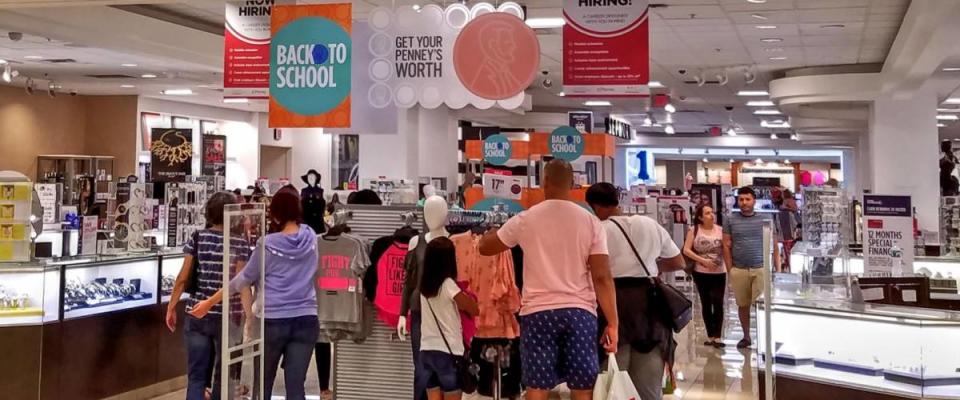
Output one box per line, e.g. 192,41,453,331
270,4,352,128
365,2,539,110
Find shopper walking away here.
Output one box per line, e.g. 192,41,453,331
479,159,618,400
776,190,800,272
585,183,685,400
165,192,251,400
723,187,780,349
190,190,319,400
419,237,479,400
683,204,727,348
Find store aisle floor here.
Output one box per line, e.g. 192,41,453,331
151,281,760,400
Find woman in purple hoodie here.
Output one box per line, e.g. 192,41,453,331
190,190,318,400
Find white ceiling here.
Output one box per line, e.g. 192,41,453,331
0,0,910,132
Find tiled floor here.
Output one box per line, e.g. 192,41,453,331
150,281,760,400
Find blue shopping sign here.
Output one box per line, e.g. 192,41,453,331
483,134,512,165
550,126,584,161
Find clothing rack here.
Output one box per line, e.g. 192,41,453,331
333,205,423,400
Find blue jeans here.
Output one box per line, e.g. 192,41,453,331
185,315,222,400
263,316,319,400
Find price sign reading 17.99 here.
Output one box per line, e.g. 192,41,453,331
483,175,523,200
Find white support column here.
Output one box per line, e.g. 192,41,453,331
868,88,939,231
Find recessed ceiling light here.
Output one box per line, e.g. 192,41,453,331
664,103,677,113
770,133,778,139
161,89,194,96
122,63,138,67
557,91,565,97
784,159,791,164
727,127,738,136
747,100,775,107
943,67,960,72
754,109,782,115
946,98,960,104
525,18,565,29
747,0,767,3
643,116,653,126
729,159,736,163
584,100,611,106
760,38,783,43
939,108,960,113
751,14,768,20
762,120,791,128
141,73,157,79
121,84,135,88
648,80,664,88
765,48,784,52
769,56,788,61
23,55,43,60
938,114,960,121
738,90,769,96
939,123,948,128
820,24,845,29
756,25,778,29
755,158,764,164
790,133,799,140
703,157,709,163
223,98,249,104
664,125,675,134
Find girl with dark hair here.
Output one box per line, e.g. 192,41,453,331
682,204,727,348
418,237,478,400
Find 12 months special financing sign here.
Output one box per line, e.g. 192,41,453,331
863,195,914,275
270,4,352,128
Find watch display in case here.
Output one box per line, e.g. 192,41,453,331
760,293,960,398
160,253,187,303
61,257,158,319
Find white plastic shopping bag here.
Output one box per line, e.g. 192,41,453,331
594,354,642,400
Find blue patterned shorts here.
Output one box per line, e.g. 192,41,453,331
520,308,599,390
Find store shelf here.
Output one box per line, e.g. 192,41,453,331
773,362,960,399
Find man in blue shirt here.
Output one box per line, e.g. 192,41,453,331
723,187,780,349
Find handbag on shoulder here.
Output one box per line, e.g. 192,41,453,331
610,219,693,333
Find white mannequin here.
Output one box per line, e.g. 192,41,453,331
397,195,449,340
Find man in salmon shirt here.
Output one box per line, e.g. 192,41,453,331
480,159,618,400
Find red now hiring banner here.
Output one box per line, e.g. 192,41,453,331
224,1,290,99
563,0,650,97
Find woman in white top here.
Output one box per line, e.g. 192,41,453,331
683,204,727,348
418,237,479,400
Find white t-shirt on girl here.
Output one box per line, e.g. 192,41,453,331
420,278,464,355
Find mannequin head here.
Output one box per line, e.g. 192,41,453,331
423,195,449,232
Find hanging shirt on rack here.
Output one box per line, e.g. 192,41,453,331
373,241,409,328
451,232,521,339
316,234,370,342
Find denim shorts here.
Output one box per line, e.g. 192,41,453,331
420,350,460,393
520,308,599,390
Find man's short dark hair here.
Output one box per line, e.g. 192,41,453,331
205,191,238,226
737,186,757,199
586,182,619,207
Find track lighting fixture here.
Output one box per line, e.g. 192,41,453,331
665,125,676,134
744,68,757,84
716,71,729,86
1,65,10,83
694,72,706,87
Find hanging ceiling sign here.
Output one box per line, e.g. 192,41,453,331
224,0,291,99
365,2,535,110
483,134,512,166
550,126,585,161
269,3,352,128
563,0,650,97
568,111,593,134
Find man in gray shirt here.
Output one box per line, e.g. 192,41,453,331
723,186,780,349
